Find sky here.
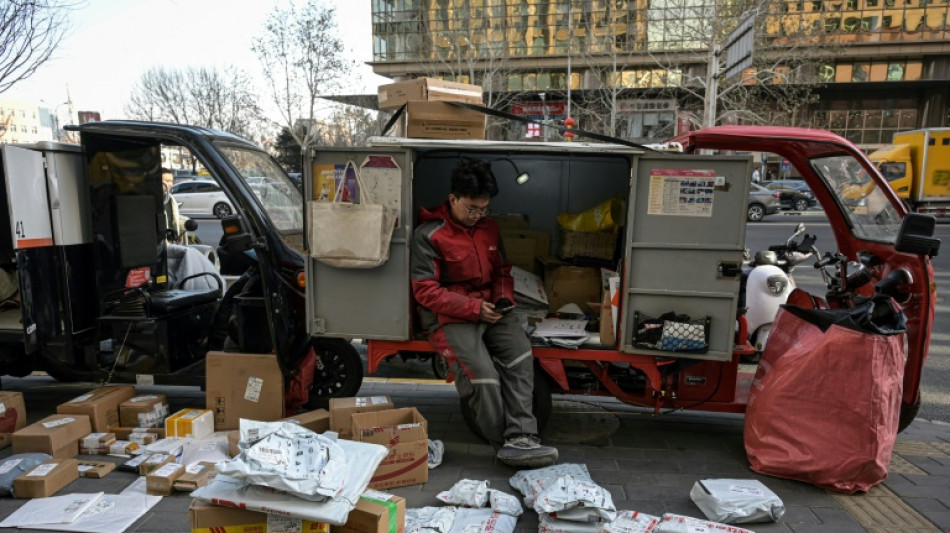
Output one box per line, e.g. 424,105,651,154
5,0,388,123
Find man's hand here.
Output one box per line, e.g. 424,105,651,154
479,300,503,324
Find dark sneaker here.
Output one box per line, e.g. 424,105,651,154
496,434,558,468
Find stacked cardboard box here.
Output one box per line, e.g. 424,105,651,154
335,490,407,533
13,458,79,498
189,501,330,533
352,407,429,490
329,396,394,440
56,385,135,432
165,408,214,439
119,394,169,428
12,414,92,458
378,77,485,140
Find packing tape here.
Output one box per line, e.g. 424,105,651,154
362,497,398,533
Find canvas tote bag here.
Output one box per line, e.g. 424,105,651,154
308,161,397,268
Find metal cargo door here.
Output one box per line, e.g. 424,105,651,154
621,154,751,361
305,148,412,340
1,146,54,249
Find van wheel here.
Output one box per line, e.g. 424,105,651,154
898,394,921,433
431,353,449,380
747,203,766,222
306,338,364,409
460,368,552,442
213,202,232,218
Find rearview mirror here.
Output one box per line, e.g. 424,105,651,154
895,213,940,257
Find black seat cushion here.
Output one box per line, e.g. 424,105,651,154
148,289,219,315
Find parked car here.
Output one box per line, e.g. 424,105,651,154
764,179,818,211
171,180,234,217
748,183,782,222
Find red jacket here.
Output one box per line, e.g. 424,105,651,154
411,202,515,325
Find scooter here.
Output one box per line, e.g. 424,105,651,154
742,223,816,357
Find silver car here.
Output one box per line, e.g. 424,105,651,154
747,183,782,222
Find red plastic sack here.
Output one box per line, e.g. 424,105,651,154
744,306,904,493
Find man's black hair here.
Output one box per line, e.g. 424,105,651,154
451,158,498,199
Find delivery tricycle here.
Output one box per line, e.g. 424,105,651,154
0,121,362,408
303,126,938,436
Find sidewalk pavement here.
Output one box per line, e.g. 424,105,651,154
1,374,949,533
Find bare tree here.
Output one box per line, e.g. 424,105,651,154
125,65,264,139
573,0,835,137
252,0,354,148
313,104,383,147
0,0,73,94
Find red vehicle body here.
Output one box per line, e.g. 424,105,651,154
345,126,936,431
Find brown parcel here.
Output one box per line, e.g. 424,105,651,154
336,491,407,533
146,462,185,496
189,501,329,533
12,414,92,459
377,77,482,110
139,453,175,475
56,385,136,432
329,396,394,439
545,265,602,313
353,408,428,490
119,394,168,428
173,461,216,492
599,290,617,347
501,230,550,275
114,427,165,441
77,460,115,479
0,390,27,449
14,458,79,498
406,101,485,140
206,351,284,430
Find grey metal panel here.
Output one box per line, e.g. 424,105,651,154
46,150,92,246
305,148,411,340
621,154,751,361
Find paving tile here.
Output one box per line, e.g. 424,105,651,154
788,524,867,533
904,497,950,513
611,498,665,516
616,458,683,474
132,509,192,532
782,506,821,524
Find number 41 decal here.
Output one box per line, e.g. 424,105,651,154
14,220,24,238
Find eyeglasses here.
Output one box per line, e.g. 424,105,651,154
457,200,489,218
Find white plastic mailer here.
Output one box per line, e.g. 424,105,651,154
489,490,523,517
216,419,347,501
538,513,604,533
24,494,162,533
654,513,756,533
437,479,490,507
602,510,661,533
509,463,591,507
534,474,617,523
447,508,517,533
193,437,388,525
406,506,458,533
0,492,104,528
690,479,785,524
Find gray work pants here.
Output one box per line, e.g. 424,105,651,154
424,311,536,445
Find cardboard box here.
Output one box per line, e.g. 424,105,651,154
165,408,214,439
119,454,149,473
206,352,284,430
599,290,616,347
119,394,169,428
13,458,78,498
329,396,394,439
378,77,482,110
107,440,140,455
558,231,617,261
406,101,485,140
146,462,185,495
77,460,115,479
81,432,116,450
352,408,427,447
140,453,175,475
12,414,92,458
173,461,216,492
546,266,602,313
189,500,330,533
502,230,550,275
283,408,330,433
368,439,429,490
0,390,26,449
114,427,165,441
56,385,136,432
336,490,407,533
492,213,530,231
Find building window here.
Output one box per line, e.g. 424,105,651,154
812,98,918,145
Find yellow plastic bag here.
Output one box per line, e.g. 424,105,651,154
557,198,625,232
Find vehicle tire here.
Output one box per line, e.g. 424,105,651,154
431,352,449,380
306,338,364,409
898,394,921,433
793,198,810,211
213,202,232,218
460,367,552,442
747,203,766,222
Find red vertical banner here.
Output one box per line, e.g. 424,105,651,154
677,112,692,135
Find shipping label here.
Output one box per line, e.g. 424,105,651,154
27,463,58,476
42,417,75,429
244,376,264,403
